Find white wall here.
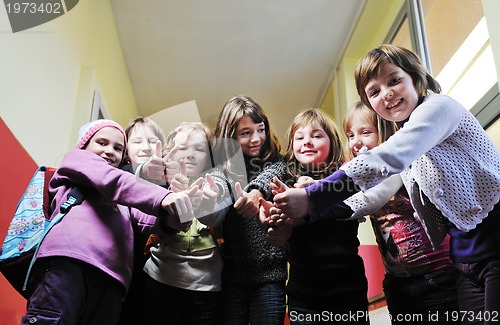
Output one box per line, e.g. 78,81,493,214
0,0,138,166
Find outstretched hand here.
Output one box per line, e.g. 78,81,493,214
141,141,168,182
169,159,190,192
160,190,194,231
294,176,317,188
272,177,312,221
164,145,181,185
198,173,220,217
187,177,204,211
258,197,293,246
233,183,262,218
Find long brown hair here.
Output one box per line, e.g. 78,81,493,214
214,95,281,161
355,44,441,109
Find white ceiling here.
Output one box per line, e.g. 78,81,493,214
110,0,366,140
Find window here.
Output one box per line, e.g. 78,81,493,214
386,0,499,128
91,90,109,120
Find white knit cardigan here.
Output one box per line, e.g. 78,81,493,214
341,94,500,232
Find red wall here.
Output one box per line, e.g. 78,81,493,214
0,117,38,325
359,244,385,300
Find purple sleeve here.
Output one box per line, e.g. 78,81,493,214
51,149,172,216
304,169,358,222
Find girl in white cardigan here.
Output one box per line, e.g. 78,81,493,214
272,44,500,324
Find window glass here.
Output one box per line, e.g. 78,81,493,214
422,0,498,110
391,17,413,51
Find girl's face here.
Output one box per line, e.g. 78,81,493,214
85,127,125,167
171,130,209,177
346,114,379,157
235,115,266,157
364,63,419,122
293,122,330,166
127,125,161,164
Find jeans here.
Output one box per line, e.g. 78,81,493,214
142,275,221,325
220,281,286,325
383,265,460,324
455,255,500,325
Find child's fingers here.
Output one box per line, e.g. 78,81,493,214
204,173,218,193
164,145,180,161
179,159,187,176
271,177,289,194
155,140,163,158
190,176,204,190
259,197,274,213
234,182,243,198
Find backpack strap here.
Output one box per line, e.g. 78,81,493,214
42,167,57,219
22,187,85,292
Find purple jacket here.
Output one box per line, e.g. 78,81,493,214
37,149,172,290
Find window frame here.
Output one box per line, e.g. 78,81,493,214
385,0,499,129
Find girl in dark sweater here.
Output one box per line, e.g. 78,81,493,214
214,95,288,325
251,108,369,325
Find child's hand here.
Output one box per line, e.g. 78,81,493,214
170,160,190,192
187,177,204,211
258,197,276,229
273,177,312,221
266,224,293,247
198,174,219,217
233,183,262,218
141,141,168,182
294,176,317,188
270,176,289,196
164,145,181,184
161,191,194,231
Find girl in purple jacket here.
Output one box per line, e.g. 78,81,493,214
22,119,198,325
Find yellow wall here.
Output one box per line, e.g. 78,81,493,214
0,0,137,166
320,0,405,247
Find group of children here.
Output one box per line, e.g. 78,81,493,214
20,43,499,325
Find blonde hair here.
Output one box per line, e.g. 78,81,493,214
165,122,213,171
124,116,165,163
284,108,345,178
355,44,441,109
343,101,398,159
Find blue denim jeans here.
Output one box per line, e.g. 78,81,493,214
220,281,286,325
455,255,500,325
383,265,460,324
142,275,221,325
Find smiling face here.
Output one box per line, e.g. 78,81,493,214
364,63,419,122
235,115,267,157
293,122,331,166
346,114,379,157
127,125,161,164
170,130,209,177
85,127,125,167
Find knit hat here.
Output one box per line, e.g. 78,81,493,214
77,119,127,153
